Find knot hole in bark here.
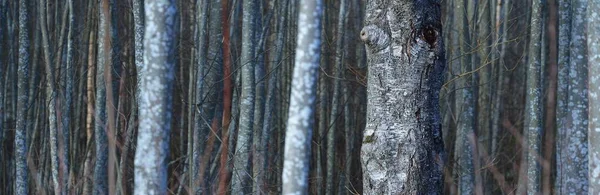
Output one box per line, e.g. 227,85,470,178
422,26,437,48
360,28,369,42
360,25,389,52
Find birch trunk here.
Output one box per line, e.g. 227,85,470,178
133,0,176,194
588,0,600,192
360,0,445,194
281,0,322,194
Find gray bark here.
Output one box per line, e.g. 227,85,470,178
62,1,74,193
39,0,63,194
94,0,110,193
360,0,445,194
281,0,322,194
454,0,476,193
232,0,258,193
588,0,600,192
133,0,176,194
517,0,544,193
193,0,209,192
555,0,589,193
326,0,346,194
15,0,30,194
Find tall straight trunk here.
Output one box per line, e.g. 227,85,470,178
101,0,116,193
360,0,445,194
192,0,209,192
316,1,328,193
492,0,510,159
555,0,589,193
517,0,543,193
281,0,322,194
200,0,223,188
133,0,176,194
83,11,96,195
217,0,232,193
261,0,286,192
477,0,493,191
588,0,600,192
253,3,271,192
454,0,476,193
62,0,74,192
131,0,143,193
15,0,30,194
0,0,5,157
94,0,110,193
39,0,64,194
232,0,257,193
326,1,346,194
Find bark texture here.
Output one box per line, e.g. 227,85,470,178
555,0,589,193
15,0,30,193
232,0,257,193
518,0,544,193
360,0,445,194
281,0,322,194
588,0,600,192
133,0,176,194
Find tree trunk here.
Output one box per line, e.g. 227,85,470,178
281,0,322,194
38,0,64,194
232,0,257,193
359,0,445,194
588,0,600,192
555,0,589,193
133,0,176,194
517,0,544,193
15,0,30,194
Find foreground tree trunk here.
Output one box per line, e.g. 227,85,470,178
359,0,445,194
588,0,600,192
281,0,322,194
133,0,176,194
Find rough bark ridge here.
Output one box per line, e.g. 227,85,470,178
360,0,445,194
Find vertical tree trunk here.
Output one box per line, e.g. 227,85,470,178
588,0,600,192
517,0,544,193
360,0,445,194
555,0,589,193
281,0,322,194
232,0,257,193
94,0,110,193
217,0,232,193
326,1,346,194
83,11,96,194
38,0,63,194
15,0,30,194
192,0,209,192
133,0,176,194
454,0,476,193
63,1,74,193
101,0,116,193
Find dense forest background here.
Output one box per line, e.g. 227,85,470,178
0,0,598,194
